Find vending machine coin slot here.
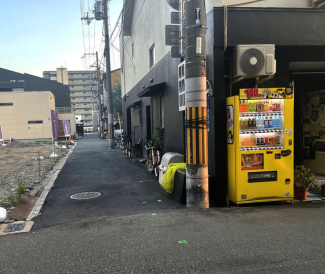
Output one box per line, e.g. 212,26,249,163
289,139,292,146
275,154,281,159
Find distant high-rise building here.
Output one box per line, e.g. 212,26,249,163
43,69,98,130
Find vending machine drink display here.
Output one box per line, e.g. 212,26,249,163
227,88,294,204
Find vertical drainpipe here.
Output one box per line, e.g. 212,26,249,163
184,0,209,208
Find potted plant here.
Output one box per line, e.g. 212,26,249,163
294,165,315,200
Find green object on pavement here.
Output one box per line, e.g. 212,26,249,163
142,202,147,204
139,181,143,183
151,213,156,216
161,163,186,194
158,200,162,202
178,240,187,244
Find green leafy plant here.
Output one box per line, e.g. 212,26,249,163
294,165,315,191
151,126,163,149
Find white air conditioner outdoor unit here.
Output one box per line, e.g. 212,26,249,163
232,44,276,78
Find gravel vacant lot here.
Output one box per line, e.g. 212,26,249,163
0,141,69,208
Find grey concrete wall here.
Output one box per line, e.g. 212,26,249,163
120,0,175,97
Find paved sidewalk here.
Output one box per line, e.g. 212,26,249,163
32,133,184,229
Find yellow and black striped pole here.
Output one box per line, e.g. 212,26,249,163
184,0,209,208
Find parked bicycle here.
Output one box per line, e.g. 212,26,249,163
145,127,164,178
114,136,122,149
145,139,161,177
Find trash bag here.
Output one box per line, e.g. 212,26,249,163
161,163,186,194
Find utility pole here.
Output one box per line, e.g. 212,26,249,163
96,51,103,138
103,0,114,149
184,0,209,208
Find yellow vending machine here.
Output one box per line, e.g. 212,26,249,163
227,87,294,204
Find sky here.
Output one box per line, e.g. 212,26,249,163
0,0,123,77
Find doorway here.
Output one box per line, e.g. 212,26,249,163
146,105,151,142
127,107,131,138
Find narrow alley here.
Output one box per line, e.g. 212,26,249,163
33,133,184,229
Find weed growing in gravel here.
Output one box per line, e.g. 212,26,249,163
0,179,5,186
0,179,28,208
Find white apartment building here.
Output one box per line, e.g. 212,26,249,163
43,69,98,130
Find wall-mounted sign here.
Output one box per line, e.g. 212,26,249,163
165,25,181,46
240,88,293,100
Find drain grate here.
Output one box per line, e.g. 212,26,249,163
5,223,25,233
70,192,101,200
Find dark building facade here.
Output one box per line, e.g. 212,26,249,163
0,68,71,107
122,52,185,158
121,3,325,206
207,7,325,206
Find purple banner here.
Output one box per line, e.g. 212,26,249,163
62,120,71,137
0,123,3,141
51,110,59,141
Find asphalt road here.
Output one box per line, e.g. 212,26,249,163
1,133,325,273
32,133,184,229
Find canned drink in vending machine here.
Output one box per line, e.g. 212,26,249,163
257,138,261,145
264,137,269,145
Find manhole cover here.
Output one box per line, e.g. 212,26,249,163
5,223,25,233
70,192,101,200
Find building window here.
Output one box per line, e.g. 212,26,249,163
132,42,134,57
149,44,155,68
28,120,43,124
0,103,13,106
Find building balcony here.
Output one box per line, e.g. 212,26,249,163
56,107,72,114
71,99,95,104
74,110,93,115
69,87,94,92
68,75,96,80
69,80,92,86
84,122,93,127
80,117,93,121
73,105,93,109
70,93,93,98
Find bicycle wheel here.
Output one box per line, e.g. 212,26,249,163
127,143,131,158
154,153,159,178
